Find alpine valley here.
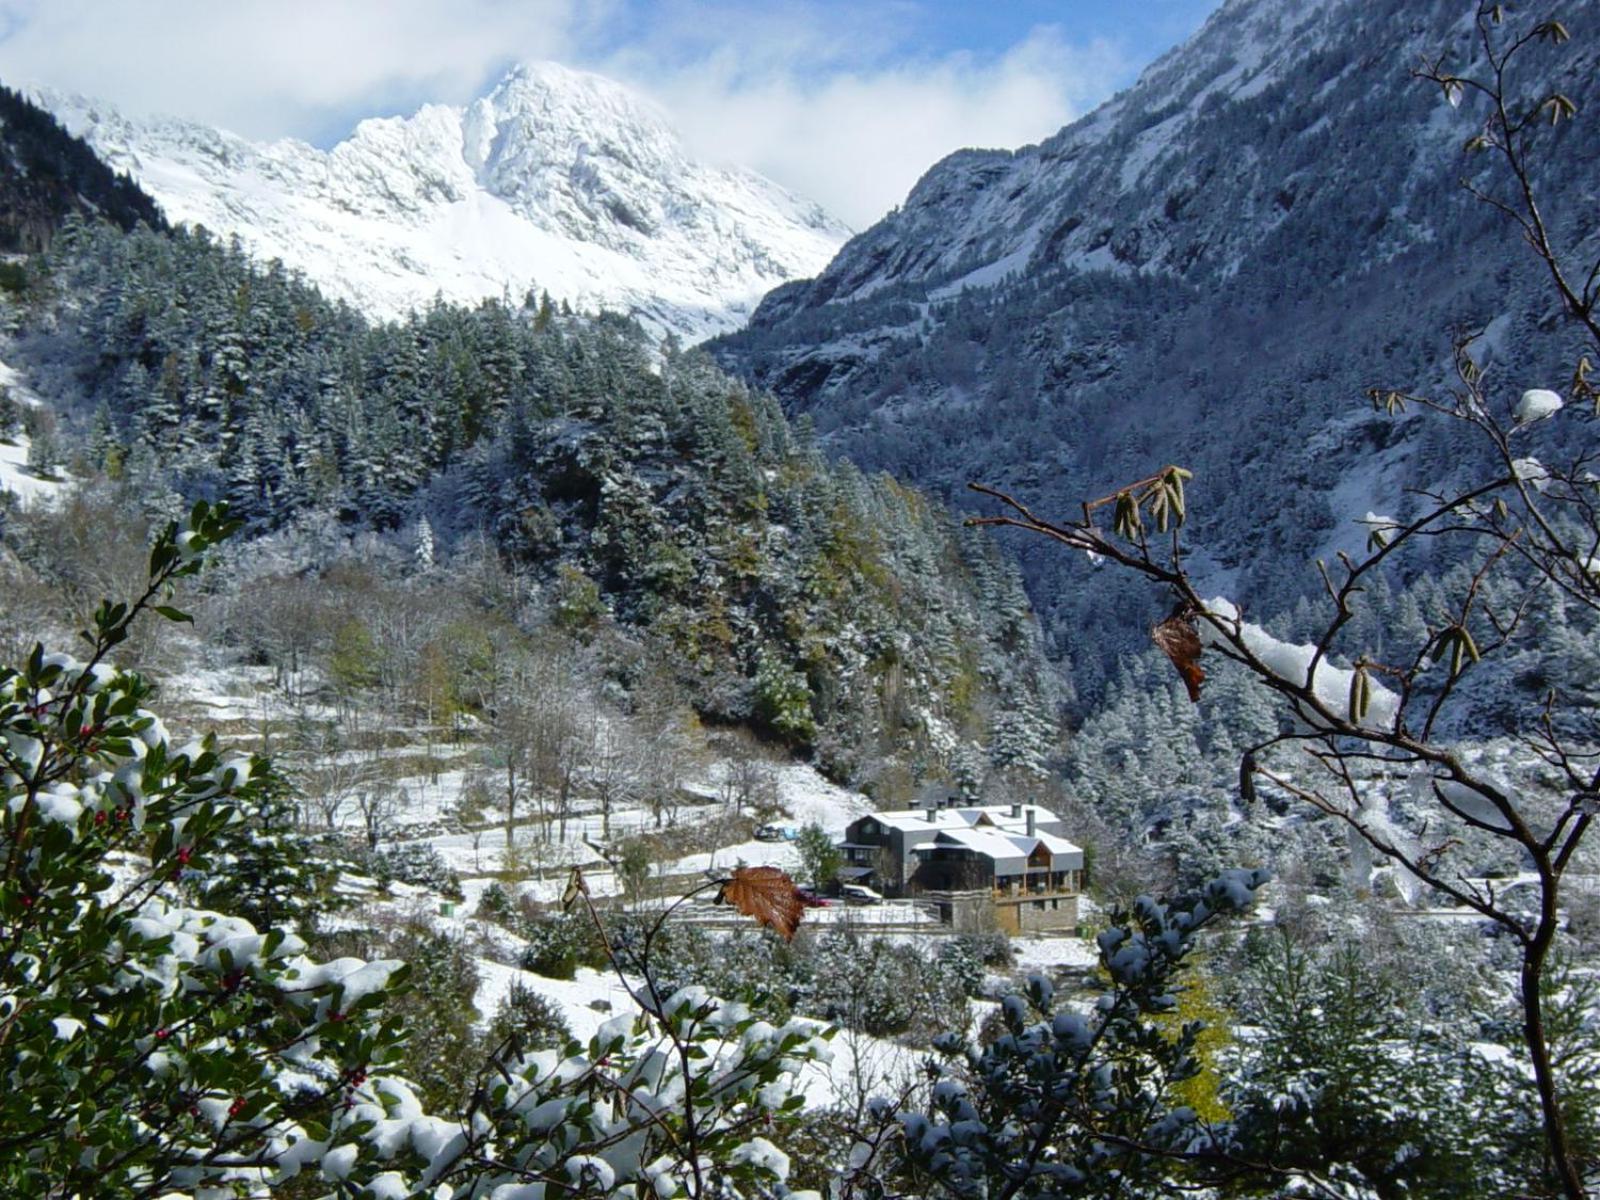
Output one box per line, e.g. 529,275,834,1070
4,1,1600,1197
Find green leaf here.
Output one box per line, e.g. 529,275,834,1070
152,606,193,625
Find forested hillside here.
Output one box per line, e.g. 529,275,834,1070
3,216,1057,788
712,0,1600,703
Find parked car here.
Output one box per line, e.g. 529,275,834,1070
754,823,800,842
796,888,833,908
840,884,883,905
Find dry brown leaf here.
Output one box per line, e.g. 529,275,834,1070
1152,610,1206,702
718,866,806,941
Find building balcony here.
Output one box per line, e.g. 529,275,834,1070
992,874,1080,901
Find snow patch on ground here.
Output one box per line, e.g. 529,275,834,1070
0,359,65,505
0,434,63,504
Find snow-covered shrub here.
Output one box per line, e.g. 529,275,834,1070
475,879,518,925
366,840,463,899
1223,931,1493,1197
810,929,970,1039
0,386,20,441
186,767,342,933
0,506,829,1198
651,925,813,1025
935,938,986,1000
864,870,1270,1198
484,980,574,1055
952,930,1014,969
518,911,607,980
374,922,483,1111
0,505,418,1197
429,988,831,1199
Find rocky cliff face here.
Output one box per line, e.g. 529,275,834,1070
0,84,164,254
37,63,849,341
713,0,1600,693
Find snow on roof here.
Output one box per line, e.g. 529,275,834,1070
912,826,1085,873
863,803,1062,834
867,809,963,833
1032,831,1084,857
930,827,1027,871
1009,832,1085,870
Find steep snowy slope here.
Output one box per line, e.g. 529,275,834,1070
37,63,848,341
713,0,1600,693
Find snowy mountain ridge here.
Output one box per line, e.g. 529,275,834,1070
34,62,850,341
749,0,1440,315
713,0,1600,694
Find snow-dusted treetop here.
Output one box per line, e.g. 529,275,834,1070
35,62,851,342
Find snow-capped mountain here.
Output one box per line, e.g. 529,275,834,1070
713,0,1600,692
36,63,849,341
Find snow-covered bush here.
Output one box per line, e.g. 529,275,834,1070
0,504,418,1197
854,870,1270,1198
484,980,574,1055
518,911,608,980
1223,930,1493,1197
0,385,20,441
0,504,828,1199
475,878,519,925
951,930,1014,970
429,987,831,1199
934,938,985,1000
809,928,971,1039
366,839,463,899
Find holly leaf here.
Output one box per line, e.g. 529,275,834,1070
1152,610,1205,702
718,866,806,941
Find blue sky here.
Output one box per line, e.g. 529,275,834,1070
0,0,1223,227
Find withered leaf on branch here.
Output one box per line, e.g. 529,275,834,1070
1239,751,1257,804
1152,609,1206,702
718,866,806,941
561,866,588,912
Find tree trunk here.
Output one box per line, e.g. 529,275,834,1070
505,761,517,851
1523,910,1585,1200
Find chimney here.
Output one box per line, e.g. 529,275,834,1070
924,799,938,824
1010,802,1022,819
1025,808,1036,838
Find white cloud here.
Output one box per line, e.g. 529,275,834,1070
610,24,1128,228
0,0,597,139
0,0,1132,229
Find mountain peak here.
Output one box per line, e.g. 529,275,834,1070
35,64,848,341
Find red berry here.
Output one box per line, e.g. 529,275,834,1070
228,1098,245,1118
19,896,33,908
175,847,192,865
93,811,107,826
155,1028,169,1040
79,725,93,738
328,1010,346,1024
